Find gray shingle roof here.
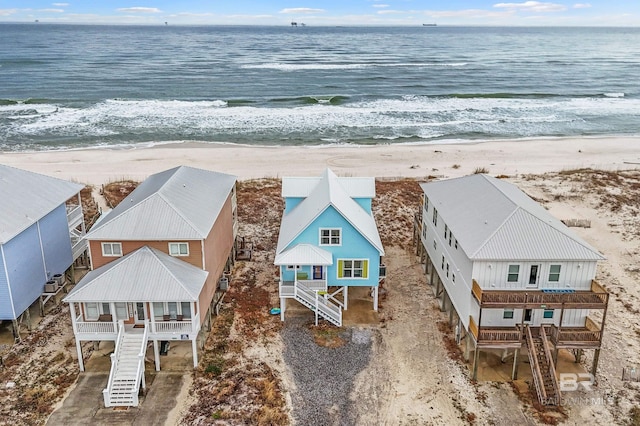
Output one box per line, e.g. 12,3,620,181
420,174,604,261
0,164,83,244
64,246,208,302
86,166,236,240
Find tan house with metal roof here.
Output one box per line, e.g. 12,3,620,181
64,166,237,407
414,174,609,407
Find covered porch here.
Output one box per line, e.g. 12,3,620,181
64,246,209,372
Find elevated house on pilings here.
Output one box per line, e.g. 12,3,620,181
414,174,609,406
275,169,385,326
64,166,237,407
0,164,87,340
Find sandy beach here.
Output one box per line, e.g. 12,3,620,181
2,136,640,425
1,136,639,184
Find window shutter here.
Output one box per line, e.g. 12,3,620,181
338,260,344,278
362,260,369,279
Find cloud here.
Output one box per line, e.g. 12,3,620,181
372,4,390,8
573,3,591,8
38,9,64,13
52,2,69,6
377,9,411,15
0,8,17,16
493,1,566,12
279,8,325,15
116,7,161,14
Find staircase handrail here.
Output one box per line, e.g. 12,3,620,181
131,320,149,406
103,320,125,407
540,326,561,404
294,282,342,326
525,325,547,403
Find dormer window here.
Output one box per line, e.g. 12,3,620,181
320,228,341,246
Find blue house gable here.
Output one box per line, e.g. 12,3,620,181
275,169,384,325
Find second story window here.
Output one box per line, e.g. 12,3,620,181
507,264,520,282
433,208,438,226
320,228,341,245
169,242,189,256
102,242,122,257
549,265,561,282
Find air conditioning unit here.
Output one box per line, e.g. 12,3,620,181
44,280,58,293
53,273,64,285
218,277,229,291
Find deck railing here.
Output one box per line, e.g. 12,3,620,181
66,205,83,229
469,315,479,340
152,313,199,335
472,279,608,308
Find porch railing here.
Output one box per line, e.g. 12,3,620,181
75,317,118,334
151,313,199,335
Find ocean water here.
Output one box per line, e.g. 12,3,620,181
1,24,639,151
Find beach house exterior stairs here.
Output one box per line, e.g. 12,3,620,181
103,321,148,407
280,281,342,326
525,325,561,406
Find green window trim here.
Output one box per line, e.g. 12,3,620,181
337,259,369,279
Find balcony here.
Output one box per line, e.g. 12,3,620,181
469,315,523,348
548,317,603,349
472,279,608,309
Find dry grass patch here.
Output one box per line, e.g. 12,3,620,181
101,179,139,208
309,324,347,348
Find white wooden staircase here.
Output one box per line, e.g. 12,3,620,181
280,281,342,326
103,321,148,407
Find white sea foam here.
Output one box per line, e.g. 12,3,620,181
603,92,624,98
3,95,640,147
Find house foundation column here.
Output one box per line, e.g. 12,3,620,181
76,338,84,372
373,286,379,312
463,334,471,362
280,297,286,321
512,348,519,380
192,338,198,368
153,340,160,371
592,349,601,377
344,286,348,310
472,344,480,381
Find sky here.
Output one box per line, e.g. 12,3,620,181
0,1,638,26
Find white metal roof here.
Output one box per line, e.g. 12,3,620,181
0,164,83,244
282,176,375,198
274,244,334,266
86,166,236,240
420,174,604,261
64,246,208,302
276,168,384,256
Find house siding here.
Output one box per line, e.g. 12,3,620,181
420,211,473,329
0,246,13,319
39,204,73,278
288,206,380,287
89,240,204,270
198,192,235,325
4,223,47,320
472,260,596,290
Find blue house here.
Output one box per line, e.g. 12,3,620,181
275,169,385,326
0,164,86,337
